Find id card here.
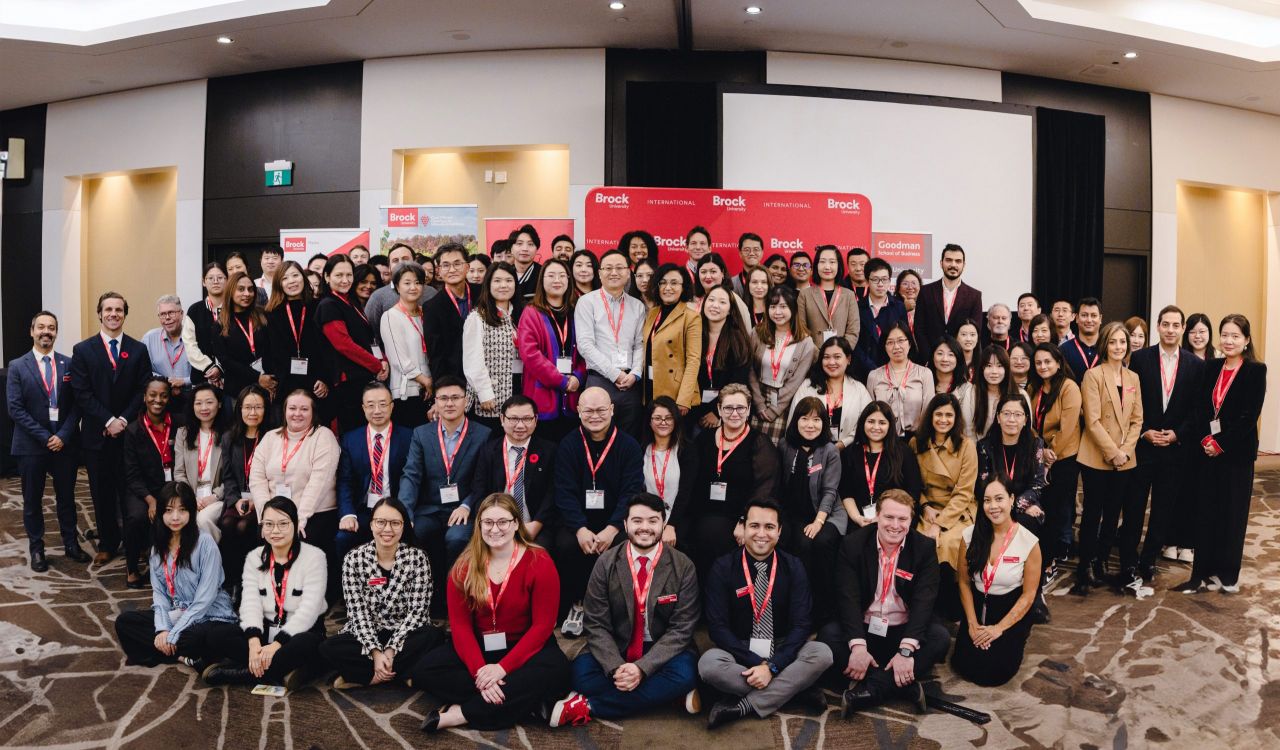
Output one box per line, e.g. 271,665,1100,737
440,484,460,504
367,492,383,508
268,625,282,644
275,483,292,499
49,407,60,422
290,358,309,375
168,608,185,624
371,345,384,360
585,489,605,510
252,684,288,697
768,390,779,407
614,352,630,369
251,358,264,374
163,467,174,482
556,357,573,375
709,482,727,501
702,389,719,403
647,365,655,380
822,329,836,342
831,426,840,442
483,631,508,652
749,637,773,659
511,360,523,374
1210,419,1221,435
862,503,876,520
196,483,213,498
867,616,889,637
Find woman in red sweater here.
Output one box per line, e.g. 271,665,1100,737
317,253,388,433
413,493,570,732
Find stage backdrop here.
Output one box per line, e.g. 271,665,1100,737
584,187,871,274
279,228,370,264
379,205,479,256
484,218,575,262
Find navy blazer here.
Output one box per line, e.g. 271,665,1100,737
472,435,559,526
69,333,151,450
337,424,412,520
1129,345,1205,460
6,350,79,455
398,419,492,520
854,296,908,376
704,548,812,671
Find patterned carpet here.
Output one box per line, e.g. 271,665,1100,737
2,462,1278,749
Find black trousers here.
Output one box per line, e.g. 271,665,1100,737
319,626,445,686
552,526,613,616
1134,450,1184,568
122,493,152,575
217,504,259,590
334,380,370,435
1078,467,1137,574
207,625,326,684
817,620,951,697
19,452,80,554
301,510,340,604
85,441,126,554
778,518,840,623
691,514,740,581
1192,460,1255,586
1171,459,1202,550
951,587,1033,687
115,610,237,666
410,638,571,729
1041,455,1079,561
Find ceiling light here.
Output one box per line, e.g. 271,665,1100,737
610,2,625,9
216,35,233,44
746,6,762,14
1123,50,1138,58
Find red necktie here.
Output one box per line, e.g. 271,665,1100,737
370,433,384,495
626,556,649,662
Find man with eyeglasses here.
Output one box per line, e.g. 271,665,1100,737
553,387,644,637
473,395,558,546
336,382,413,558
423,243,480,381
399,375,492,616
141,294,192,418
854,258,908,378
731,233,765,299
575,249,646,436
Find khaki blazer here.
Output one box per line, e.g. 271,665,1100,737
912,436,978,531
1077,365,1143,471
643,303,703,409
797,285,860,349
1033,379,1082,459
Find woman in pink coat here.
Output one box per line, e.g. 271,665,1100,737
516,259,587,445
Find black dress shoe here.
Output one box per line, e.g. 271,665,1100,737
1029,592,1051,624
126,573,149,589
1091,559,1108,587
707,701,747,729
794,684,829,715
1136,563,1155,582
905,682,928,714
31,551,48,572
841,685,879,718
420,706,444,733
1068,570,1092,596
64,545,91,563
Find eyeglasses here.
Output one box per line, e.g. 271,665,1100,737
158,310,182,318
503,415,536,425
261,521,293,532
658,279,683,287
580,407,612,418
868,276,892,285
436,394,465,403
651,415,674,424
600,265,629,274
790,262,811,269
720,405,749,415
371,519,404,530
998,411,1026,419
480,518,517,530
438,261,468,271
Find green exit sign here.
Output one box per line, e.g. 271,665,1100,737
264,160,293,187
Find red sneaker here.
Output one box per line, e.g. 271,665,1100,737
549,692,592,727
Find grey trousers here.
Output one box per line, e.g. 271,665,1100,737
697,641,833,717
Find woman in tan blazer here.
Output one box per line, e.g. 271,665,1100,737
1071,322,1143,596
797,245,860,349
1028,344,1082,572
643,264,704,412
748,285,816,445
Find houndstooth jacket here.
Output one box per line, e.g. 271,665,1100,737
339,542,433,656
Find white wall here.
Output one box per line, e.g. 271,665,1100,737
1151,93,1280,452
43,80,206,342
766,52,1002,102
360,49,606,247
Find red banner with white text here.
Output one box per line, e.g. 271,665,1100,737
584,187,872,274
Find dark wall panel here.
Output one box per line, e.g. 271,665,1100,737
0,104,47,361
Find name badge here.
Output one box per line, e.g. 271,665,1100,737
290,358,309,375
709,481,727,501
367,576,387,587
861,503,876,520
439,484,460,504
163,467,174,482
371,345,384,360
613,352,631,370
482,631,508,652
768,390,779,406
749,637,773,659
49,407,60,422
267,625,282,644
647,365,655,380
735,585,751,598
830,426,840,442
657,594,678,605
251,684,287,697
511,360,524,374
367,492,383,508
1210,419,1221,435
585,489,605,510
196,483,213,498
868,616,889,637
1002,556,1020,563
241,491,253,501
822,329,836,342
808,462,823,475
275,483,292,499
894,568,914,581
556,357,573,374
701,389,719,403
251,358,264,374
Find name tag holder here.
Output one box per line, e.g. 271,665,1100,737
367,492,384,508
163,467,174,482
49,407,60,422
511,360,524,374
250,358,264,374
822,329,836,342
868,616,889,637
290,358,309,375
440,484,460,504
749,637,773,659
709,482,727,501
482,631,508,652
614,352,631,369
371,344,384,360
701,389,719,404
1210,419,1221,435
274,483,292,499
196,483,213,498
556,357,573,375
585,489,605,510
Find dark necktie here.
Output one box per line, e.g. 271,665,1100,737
626,556,649,662
109,339,120,372
42,356,55,406
511,445,528,522
751,559,774,642
370,433,385,496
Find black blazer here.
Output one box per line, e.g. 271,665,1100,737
264,299,333,394
1193,359,1267,466
472,435,559,526
704,548,812,671
834,524,940,645
838,441,924,511
913,280,982,354
1129,346,1204,460
186,300,219,382
123,416,176,501
219,431,260,502
689,427,779,520
69,333,152,451
422,283,480,380
211,311,270,399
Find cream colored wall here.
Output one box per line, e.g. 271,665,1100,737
81,171,177,339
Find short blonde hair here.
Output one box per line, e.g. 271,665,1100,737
718,383,751,406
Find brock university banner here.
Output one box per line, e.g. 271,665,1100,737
584,187,872,274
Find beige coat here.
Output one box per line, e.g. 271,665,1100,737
643,303,703,409
1077,365,1143,471
797,285,860,349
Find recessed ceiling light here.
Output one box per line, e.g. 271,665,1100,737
216,35,233,44
746,6,762,14
610,2,625,9
1123,51,1138,58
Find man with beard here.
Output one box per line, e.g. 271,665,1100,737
913,244,984,354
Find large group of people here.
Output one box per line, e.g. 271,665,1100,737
7,225,1268,730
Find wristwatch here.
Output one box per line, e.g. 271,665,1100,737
898,647,915,658
765,660,779,675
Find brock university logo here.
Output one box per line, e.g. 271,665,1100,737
827,198,860,212
387,208,420,227
282,238,306,253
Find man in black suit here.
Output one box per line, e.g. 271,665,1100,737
817,489,950,716
472,394,557,546
1129,305,1205,582
6,311,89,571
912,244,984,354
422,242,478,382
70,292,152,566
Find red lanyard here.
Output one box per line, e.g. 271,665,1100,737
581,427,618,487
1212,364,1241,417
627,542,663,619
438,420,470,483
549,310,571,353
1073,338,1098,371
335,292,370,326
741,550,778,623
38,355,57,398
863,447,882,498
102,336,119,370
716,427,749,477
825,287,843,321
163,336,184,368
826,387,843,419
368,426,391,485
286,303,307,353
877,543,901,613
768,332,792,382
280,431,308,473
234,315,256,356
1001,445,1017,479
196,430,215,480
650,308,666,338
487,546,525,631
649,446,672,498
244,435,259,481
601,290,626,345
269,553,291,623
397,302,427,353
446,286,470,318
981,523,1020,595
206,298,220,324
1159,351,1179,401
503,438,527,494
704,335,718,383
164,552,179,598
145,415,173,466
884,362,913,390
1033,388,1050,433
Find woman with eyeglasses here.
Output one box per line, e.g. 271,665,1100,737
463,262,522,433
184,262,227,388
319,254,387,433
929,336,977,439
320,498,444,688
413,494,570,732
216,384,272,592
840,401,923,528
518,259,586,445
643,264,703,415
788,337,872,451
971,346,1025,437
1027,344,1080,578
1009,342,1035,394
748,285,816,446
895,269,922,337
203,496,327,689
975,394,1047,532
691,286,754,434
1183,313,1217,361
641,397,698,548
797,245,860,351
865,321,934,437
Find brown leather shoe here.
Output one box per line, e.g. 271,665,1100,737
92,551,114,566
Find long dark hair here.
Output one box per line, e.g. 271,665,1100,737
694,253,733,298
182,383,226,449
266,260,315,311
805,337,855,392
757,284,807,345
851,401,905,486
982,393,1036,493
476,261,520,327
257,496,302,571
151,481,200,569
965,474,1012,574
229,384,272,443
1183,313,1217,360
784,396,832,450
915,393,966,454
220,270,268,337
972,345,1016,435
1026,343,1073,429
1220,313,1258,363
530,258,573,316
701,286,752,370
927,336,967,393
643,396,685,453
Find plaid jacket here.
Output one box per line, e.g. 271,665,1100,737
339,542,432,655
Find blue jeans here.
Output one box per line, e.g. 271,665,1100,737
570,649,697,720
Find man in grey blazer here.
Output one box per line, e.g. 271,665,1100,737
550,493,702,726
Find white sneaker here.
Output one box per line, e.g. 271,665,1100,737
1178,549,1195,564
1162,546,1180,562
561,603,584,637
1220,581,1240,594
1205,575,1223,592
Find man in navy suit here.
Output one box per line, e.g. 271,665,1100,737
336,381,411,558
6,311,89,571
854,258,909,377
472,394,558,546
70,292,153,566
912,244,984,354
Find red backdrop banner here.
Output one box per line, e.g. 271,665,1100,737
484,218,575,262
584,187,872,274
